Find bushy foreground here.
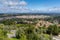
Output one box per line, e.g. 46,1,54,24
0,23,60,40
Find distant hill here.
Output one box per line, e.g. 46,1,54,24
0,13,60,17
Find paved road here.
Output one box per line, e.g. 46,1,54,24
53,36,60,40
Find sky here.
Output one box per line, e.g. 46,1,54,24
0,0,60,13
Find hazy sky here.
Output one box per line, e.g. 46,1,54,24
0,0,60,13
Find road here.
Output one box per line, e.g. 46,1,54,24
53,36,60,40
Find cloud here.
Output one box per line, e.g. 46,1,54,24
3,0,27,6
32,7,60,13
0,0,29,13
19,1,27,6
0,0,60,13
47,7,60,13
48,7,60,11
4,1,18,6
0,0,47,13
4,1,20,6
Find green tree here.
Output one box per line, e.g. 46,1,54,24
20,34,27,40
47,25,59,35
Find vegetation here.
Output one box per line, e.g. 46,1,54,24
46,25,60,35
0,15,60,40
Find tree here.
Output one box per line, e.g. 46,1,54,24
47,25,59,35
20,34,27,40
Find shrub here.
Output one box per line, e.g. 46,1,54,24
47,25,59,35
